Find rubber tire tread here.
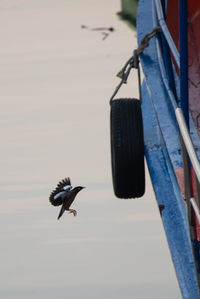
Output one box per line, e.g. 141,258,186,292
110,98,145,198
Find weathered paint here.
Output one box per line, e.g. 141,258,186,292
142,81,200,299
137,0,200,297
166,0,200,136
166,0,200,255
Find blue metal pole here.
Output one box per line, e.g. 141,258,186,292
179,0,189,128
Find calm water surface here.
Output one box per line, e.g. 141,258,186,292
0,1,181,298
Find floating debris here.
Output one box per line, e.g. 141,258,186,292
81,25,115,40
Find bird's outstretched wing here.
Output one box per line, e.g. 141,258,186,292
49,177,72,206
56,177,72,191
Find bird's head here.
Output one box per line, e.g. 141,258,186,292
73,186,85,194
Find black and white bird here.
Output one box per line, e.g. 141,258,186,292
49,177,85,219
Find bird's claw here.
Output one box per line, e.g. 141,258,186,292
69,209,77,217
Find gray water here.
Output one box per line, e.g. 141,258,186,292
0,1,181,298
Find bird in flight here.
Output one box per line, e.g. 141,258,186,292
49,177,85,220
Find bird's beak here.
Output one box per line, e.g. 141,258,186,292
82,187,86,189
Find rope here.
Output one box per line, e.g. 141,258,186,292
135,26,161,56
109,26,160,104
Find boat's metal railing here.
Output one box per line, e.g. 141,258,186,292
154,0,180,68
152,0,200,224
191,197,200,224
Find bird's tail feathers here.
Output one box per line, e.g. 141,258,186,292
57,205,65,220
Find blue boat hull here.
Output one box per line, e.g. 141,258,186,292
137,0,200,297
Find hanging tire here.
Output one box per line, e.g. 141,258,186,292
110,98,145,198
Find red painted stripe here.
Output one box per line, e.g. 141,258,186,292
175,168,200,241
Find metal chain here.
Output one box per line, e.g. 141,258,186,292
109,26,160,104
